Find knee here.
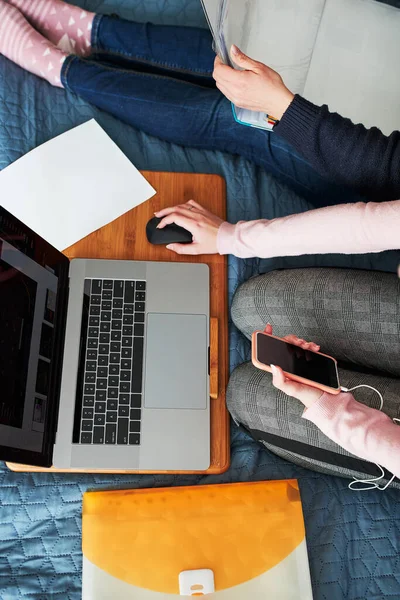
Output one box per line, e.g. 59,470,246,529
226,361,262,427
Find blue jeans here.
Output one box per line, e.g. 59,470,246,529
61,15,363,208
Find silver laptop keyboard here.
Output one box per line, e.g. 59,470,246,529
79,279,145,446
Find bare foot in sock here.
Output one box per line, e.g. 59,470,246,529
8,0,95,56
0,0,67,87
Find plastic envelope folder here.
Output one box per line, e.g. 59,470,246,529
82,481,313,599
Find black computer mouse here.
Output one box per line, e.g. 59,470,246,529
146,216,193,245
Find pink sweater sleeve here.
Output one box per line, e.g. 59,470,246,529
216,200,400,258
303,392,400,478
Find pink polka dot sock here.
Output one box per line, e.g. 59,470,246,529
8,0,95,56
0,1,67,87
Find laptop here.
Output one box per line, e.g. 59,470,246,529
0,206,210,471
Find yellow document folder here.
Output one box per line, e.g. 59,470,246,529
82,481,313,599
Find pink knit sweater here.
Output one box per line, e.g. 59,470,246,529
217,200,400,479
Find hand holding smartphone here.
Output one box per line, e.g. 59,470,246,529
252,330,341,395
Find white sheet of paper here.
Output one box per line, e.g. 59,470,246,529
0,120,156,250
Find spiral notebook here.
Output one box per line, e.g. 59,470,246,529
201,0,400,135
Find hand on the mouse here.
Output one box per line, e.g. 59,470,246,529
154,200,223,255
263,324,323,408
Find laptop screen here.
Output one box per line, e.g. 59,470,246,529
0,207,69,466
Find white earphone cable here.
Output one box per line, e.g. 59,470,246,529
340,384,399,492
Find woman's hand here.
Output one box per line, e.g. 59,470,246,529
213,45,294,120
263,324,324,408
154,199,223,255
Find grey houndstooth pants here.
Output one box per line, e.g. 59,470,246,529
227,268,400,489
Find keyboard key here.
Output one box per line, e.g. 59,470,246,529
134,324,145,337
107,399,118,411
129,433,140,445
124,304,134,314
90,305,100,315
111,331,122,342
135,302,145,312
109,364,119,375
130,394,142,408
110,342,121,353
101,311,111,322
97,378,107,389
98,355,109,367
93,426,104,444
99,344,109,354
87,349,97,360
96,390,106,401
85,373,96,383
91,296,101,306
111,320,122,330
102,290,112,300
119,405,129,417
123,314,133,325
84,384,95,394
134,312,145,323
129,421,141,433
92,280,102,295
120,381,130,393
137,281,146,291
130,409,141,421
114,280,124,298
107,387,118,399
88,339,97,349
102,300,112,311
124,281,135,303
112,309,122,320
97,367,108,378
86,361,96,372
120,371,130,381
82,419,93,431
100,322,111,333
94,414,105,426
117,418,129,444
105,423,117,444
123,326,133,336
106,411,118,423
121,359,131,370
122,348,132,358
110,353,120,364
113,298,123,309
122,337,132,348
81,432,92,444
132,337,144,393
89,316,100,327
83,408,94,419
100,333,110,344
88,327,99,338
108,376,119,387
95,401,106,413
83,396,95,407
120,393,130,405
103,280,113,290
135,291,145,302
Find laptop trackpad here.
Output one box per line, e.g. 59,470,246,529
144,313,207,410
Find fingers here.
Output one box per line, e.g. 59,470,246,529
271,365,304,397
157,212,194,233
166,243,199,255
155,200,203,219
264,323,273,335
283,334,320,352
230,45,262,71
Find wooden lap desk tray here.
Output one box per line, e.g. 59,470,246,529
7,171,229,475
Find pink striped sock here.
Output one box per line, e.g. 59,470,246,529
0,2,67,87
8,0,95,56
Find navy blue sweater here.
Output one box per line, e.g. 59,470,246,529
275,95,400,202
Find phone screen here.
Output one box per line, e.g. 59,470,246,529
256,334,339,388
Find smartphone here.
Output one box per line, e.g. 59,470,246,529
252,331,341,395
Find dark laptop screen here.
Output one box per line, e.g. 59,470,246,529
0,207,69,466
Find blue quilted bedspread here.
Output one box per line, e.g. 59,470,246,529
1,2,400,599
